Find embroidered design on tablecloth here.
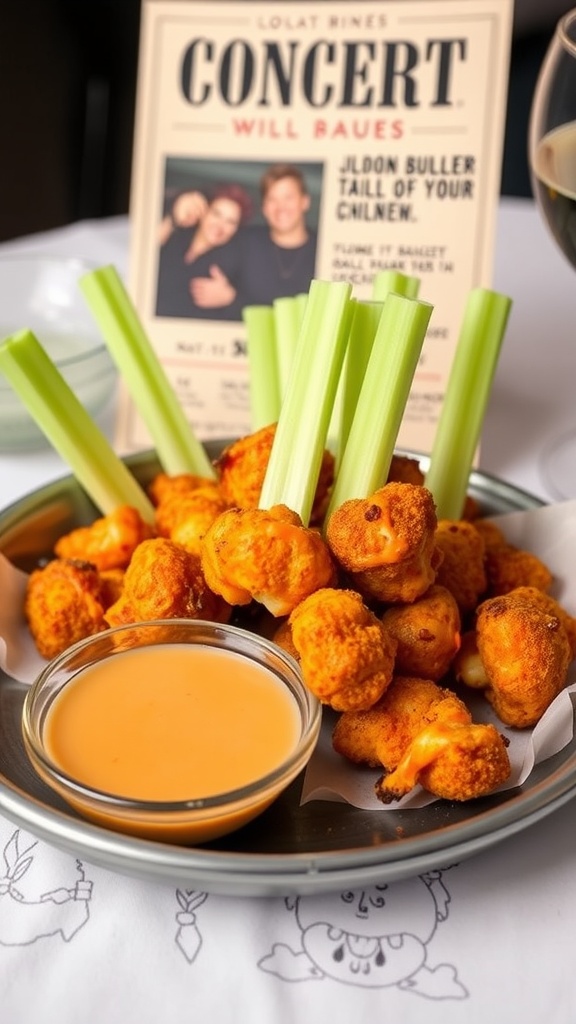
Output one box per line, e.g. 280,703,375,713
174,889,209,963
258,870,468,999
0,829,93,947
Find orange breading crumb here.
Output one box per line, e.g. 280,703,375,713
54,505,154,572
332,675,471,769
200,504,337,616
104,536,231,627
25,558,108,659
433,519,487,613
326,482,441,604
288,588,398,712
380,584,461,681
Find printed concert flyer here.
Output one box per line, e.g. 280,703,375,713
120,0,514,453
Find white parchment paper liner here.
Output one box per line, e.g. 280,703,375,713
1,499,575,810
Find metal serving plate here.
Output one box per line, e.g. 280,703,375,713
1,446,575,897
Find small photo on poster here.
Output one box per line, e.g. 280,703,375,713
155,157,324,321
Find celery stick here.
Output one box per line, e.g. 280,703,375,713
79,265,215,478
424,287,511,520
273,296,305,401
336,299,383,465
326,293,433,519
259,279,353,526
243,305,281,430
371,269,421,301
0,330,155,522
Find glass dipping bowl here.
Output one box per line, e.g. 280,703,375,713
0,254,116,451
22,619,322,844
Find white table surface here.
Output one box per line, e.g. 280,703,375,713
0,199,576,1024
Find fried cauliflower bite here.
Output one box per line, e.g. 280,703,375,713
375,720,510,803
53,505,154,572
433,519,487,614
484,542,553,596
385,455,480,520
104,537,231,627
147,471,221,506
287,588,398,712
332,675,471,769
200,504,337,616
326,482,441,604
154,488,229,557
25,558,108,659
215,425,335,525
455,588,573,728
380,584,461,681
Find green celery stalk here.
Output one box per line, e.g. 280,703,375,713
0,330,155,522
273,296,305,401
79,265,215,479
371,269,421,301
259,279,353,526
326,292,433,520
424,287,512,520
243,305,281,429
336,300,383,466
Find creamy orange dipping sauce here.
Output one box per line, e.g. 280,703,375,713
44,644,302,802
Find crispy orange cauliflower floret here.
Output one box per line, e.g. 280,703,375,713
380,584,461,681
332,675,471,769
104,537,231,627
484,542,553,596
433,519,487,614
326,482,441,604
148,471,221,506
54,505,154,571
455,588,573,728
215,425,335,525
25,558,108,659
287,588,397,712
375,720,510,803
200,504,337,616
154,487,229,557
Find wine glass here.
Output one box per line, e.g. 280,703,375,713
528,8,576,500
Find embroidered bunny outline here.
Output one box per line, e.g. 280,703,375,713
0,829,93,947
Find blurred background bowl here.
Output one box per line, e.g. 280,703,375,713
0,254,116,451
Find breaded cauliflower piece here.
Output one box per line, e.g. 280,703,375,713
332,675,471,769
326,482,441,604
433,519,487,614
484,543,553,596
215,424,335,524
25,558,108,659
200,504,337,616
154,488,229,557
148,471,221,507
380,584,461,681
54,505,154,571
104,537,231,627
375,721,510,802
288,588,397,712
456,589,573,728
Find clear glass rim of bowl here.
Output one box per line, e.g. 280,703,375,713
559,9,576,54
22,618,322,820
0,253,111,376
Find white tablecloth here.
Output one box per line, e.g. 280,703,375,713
0,199,575,1024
